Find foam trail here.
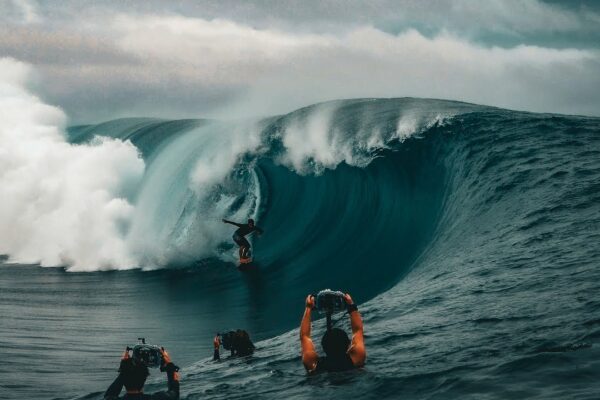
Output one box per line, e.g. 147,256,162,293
0,58,144,271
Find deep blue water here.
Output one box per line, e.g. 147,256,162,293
1,98,600,399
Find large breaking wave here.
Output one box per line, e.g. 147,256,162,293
2,57,479,282
3,58,600,399
59,98,476,274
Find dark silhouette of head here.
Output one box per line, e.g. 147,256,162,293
234,329,255,356
119,359,149,391
248,218,255,227
321,328,350,358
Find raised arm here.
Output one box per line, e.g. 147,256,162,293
156,348,180,399
300,295,319,372
103,349,129,400
344,294,366,367
255,226,264,235
222,219,242,227
104,374,124,400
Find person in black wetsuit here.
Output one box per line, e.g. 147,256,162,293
222,218,263,258
300,292,366,373
104,347,179,400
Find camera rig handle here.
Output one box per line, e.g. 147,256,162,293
326,312,333,331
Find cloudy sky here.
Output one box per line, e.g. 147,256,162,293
1,0,599,123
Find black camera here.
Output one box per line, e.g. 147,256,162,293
315,289,346,314
128,338,162,368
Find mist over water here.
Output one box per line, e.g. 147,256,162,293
1,58,600,399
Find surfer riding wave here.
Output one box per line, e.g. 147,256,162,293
223,219,263,260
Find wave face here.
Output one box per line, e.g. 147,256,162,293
67,99,474,272
12,98,600,398
66,98,478,307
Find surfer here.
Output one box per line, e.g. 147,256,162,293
222,218,263,259
300,292,366,373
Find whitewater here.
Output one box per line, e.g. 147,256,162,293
1,60,600,399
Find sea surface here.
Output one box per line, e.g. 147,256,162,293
1,98,600,399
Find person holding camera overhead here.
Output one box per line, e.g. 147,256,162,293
104,340,180,400
300,290,366,373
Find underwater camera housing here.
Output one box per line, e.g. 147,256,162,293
128,338,162,368
315,289,346,314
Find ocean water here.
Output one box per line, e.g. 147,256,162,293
1,98,600,399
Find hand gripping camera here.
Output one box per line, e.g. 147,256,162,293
127,338,162,368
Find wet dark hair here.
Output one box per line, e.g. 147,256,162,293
119,359,149,391
248,218,255,225
321,328,350,358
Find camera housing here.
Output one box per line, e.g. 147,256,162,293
129,338,162,368
315,289,346,314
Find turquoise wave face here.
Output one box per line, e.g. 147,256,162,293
65,98,476,270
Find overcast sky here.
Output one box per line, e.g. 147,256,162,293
1,0,599,123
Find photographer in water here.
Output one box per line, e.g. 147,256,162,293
104,340,180,400
300,290,366,373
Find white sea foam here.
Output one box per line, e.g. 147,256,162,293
276,100,458,174
0,58,144,271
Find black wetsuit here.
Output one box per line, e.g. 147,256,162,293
104,364,179,400
224,221,263,249
313,354,356,373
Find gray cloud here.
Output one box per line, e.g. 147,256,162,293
1,0,599,122
11,0,600,40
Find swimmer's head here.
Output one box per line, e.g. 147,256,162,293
321,328,350,358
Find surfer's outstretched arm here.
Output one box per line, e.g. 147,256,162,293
300,295,318,372
222,219,242,227
344,293,366,367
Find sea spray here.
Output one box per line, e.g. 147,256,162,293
0,58,144,270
